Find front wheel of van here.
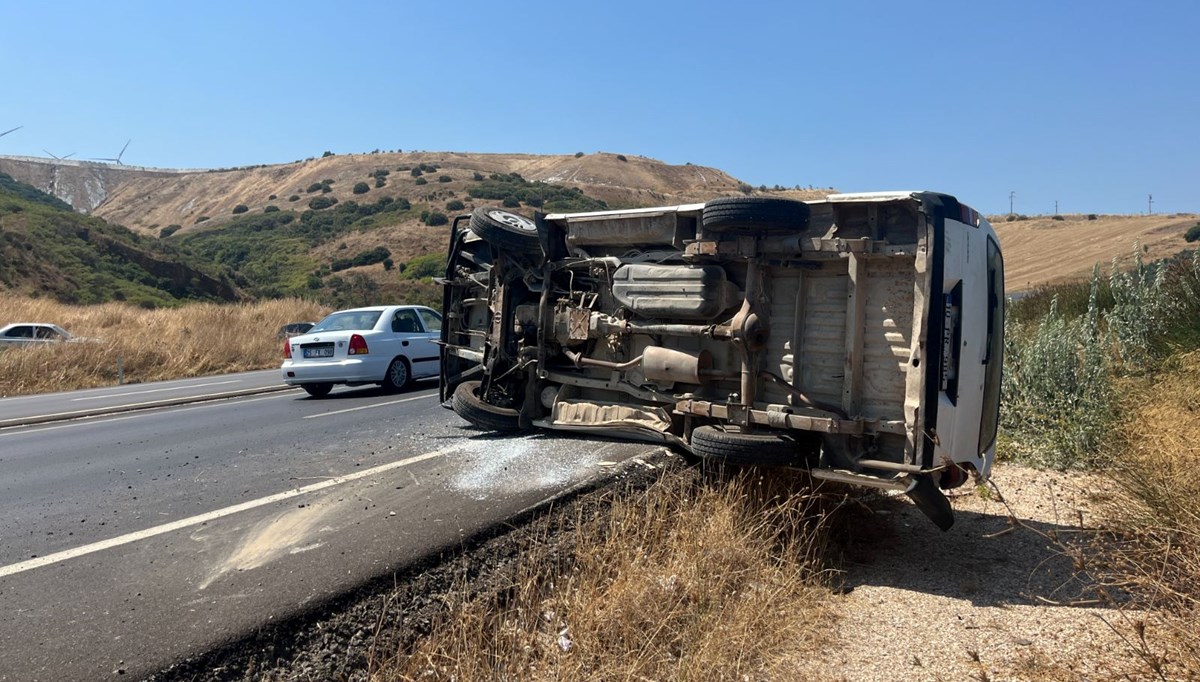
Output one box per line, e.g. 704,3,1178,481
701,197,811,236
689,425,808,467
469,207,541,255
451,380,524,432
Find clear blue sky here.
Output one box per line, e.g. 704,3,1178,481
2,0,1196,215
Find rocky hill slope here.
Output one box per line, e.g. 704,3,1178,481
0,151,820,236
0,173,239,306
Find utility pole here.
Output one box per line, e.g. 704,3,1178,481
1009,191,1016,215
1054,200,1059,215
1148,194,1154,215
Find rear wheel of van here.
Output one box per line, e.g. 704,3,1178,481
701,197,811,236
451,380,523,431
689,425,808,467
469,207,541,255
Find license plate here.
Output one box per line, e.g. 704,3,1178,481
303,348,334,358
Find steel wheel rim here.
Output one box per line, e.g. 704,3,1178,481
488,210,536,232
390,361,408,387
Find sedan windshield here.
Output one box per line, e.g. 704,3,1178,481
309,311,383,333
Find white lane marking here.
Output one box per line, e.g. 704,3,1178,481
70,380,242,401
0,445,461,579
0,393,297,439
302,392,436,419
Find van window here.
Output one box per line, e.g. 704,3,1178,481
979,237,1004,454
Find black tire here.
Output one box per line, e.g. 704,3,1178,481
689,424,806,467
302,383,333,398
451,380,523,431
469,207,541,255
383,357,411,393
701,197,811,236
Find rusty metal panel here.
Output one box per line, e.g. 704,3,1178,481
798,269,850,408
859,257,917,421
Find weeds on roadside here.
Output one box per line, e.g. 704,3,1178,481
1001,245,1200,467
371,468,839,681
0,294,327,396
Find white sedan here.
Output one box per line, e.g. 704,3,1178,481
281,305,442,398
0,323,78,346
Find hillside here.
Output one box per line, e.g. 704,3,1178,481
5,149,1194,301
0,151,834,310
0,151,817,235
991,213,1200,291
0,173,240,306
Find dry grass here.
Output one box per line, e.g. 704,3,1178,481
0,294,327,396
1087,351,1200,679
371,468,839,681
993,213,1197,292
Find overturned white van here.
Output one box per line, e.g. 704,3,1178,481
440,192,1004,529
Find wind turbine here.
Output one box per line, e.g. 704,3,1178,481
44,150,76,160
0,125,22,139
92,139,131,164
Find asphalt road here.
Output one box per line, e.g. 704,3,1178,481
0,379,659,681
0,370,290,427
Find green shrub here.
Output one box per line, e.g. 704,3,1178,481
232,204,249,214
264,205,280,213
1002,247,1200,467
160,224,181,237
195,215,210,224
268,194,277,200
331,246,391,271
446,199,465,211
473,172,484,181
1001,282,1113,467
467,172,606,212
411,168,423,177
616,154,627,162
575,152,584,158
1186,223,1200,243
322,151,334,157
374,177,386,188
424,211,448,226
415,177,428,185
353,182,370,195
400,253,446,280
438,175,453,183
1052,215,1065,221
289,195,300,202
502,196,520,208
737,183,753,194
308,196,338,210
306,183,323,193
383,258,394,271
1087,214,1098,220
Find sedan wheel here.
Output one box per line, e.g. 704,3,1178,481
302,383,333,398
385,358,411,393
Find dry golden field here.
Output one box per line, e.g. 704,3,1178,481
0,295,326,396
992,213,1198,291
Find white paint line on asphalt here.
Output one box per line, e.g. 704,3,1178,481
70,380,242,401
0,393,297,439
0,445,462,579
302,391,437,419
